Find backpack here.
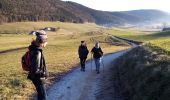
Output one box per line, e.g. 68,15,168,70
21,51,31,72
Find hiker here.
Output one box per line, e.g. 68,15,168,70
78,41,89,71
91,42,103,74
27,30,48,100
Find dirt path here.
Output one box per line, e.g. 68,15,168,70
47,48,133,100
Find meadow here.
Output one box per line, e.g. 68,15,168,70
0,22,129,99
105,27,170,54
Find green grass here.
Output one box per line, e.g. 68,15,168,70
148,31,170,54
0,22,129,99
105,28,151,41
105,28,170,53
105,27,170,42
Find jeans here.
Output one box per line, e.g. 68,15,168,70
80,58,86,70
30,77,47,100
94,58,101,72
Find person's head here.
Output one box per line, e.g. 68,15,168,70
95,42,100,48
34,30,48,48
81,41,86,46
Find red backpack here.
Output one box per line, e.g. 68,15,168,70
21,51,31,71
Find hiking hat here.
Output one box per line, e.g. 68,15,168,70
81,41,85,43
81,40,87,46
35,30,48,43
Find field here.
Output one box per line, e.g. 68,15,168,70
105,28,170,54
1,22,170,99
0,22,130,99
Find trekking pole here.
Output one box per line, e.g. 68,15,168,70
102,57,105,73
91,54,92,72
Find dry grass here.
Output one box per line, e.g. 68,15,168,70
113,45,170,100
0,22,129,99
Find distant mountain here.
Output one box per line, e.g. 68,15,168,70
0,0,170,26
122,10,170,23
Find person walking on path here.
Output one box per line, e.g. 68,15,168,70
91,42,103,74
78,41,89,71
27,30,48,100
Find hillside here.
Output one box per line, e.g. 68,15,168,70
122,10,170,24
0,0,170,25
113,45,170,100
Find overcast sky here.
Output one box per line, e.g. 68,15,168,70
62,0,170,13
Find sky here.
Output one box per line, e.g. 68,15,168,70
62,0,170,13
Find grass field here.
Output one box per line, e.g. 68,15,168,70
0,22,99,52
0,22,129,99
105,28,170,54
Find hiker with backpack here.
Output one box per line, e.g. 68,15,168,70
22,30,48,100
78,41,89,71
91,42,103,74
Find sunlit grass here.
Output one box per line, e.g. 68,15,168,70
0,22,129,99
106,28,170,53
0,22,98,34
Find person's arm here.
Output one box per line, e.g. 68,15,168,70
91,47,94,54
30,51,41,74
99,47,103,56
78,46,81,56
42,55,48,79
86,47,89,56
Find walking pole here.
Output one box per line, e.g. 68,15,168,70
102,57,105,73
91,53,93,72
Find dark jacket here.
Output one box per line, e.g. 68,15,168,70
27,42,48,79
91,47,103,59
78,45,89,59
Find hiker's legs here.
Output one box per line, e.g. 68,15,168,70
94,58,101,73
80,58,86,71
82,58,86,70
31,78,46,100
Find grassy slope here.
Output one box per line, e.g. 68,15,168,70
105,28,170,100
105,28,170,52
0,22,129,99
0,22,98,51
113,45,170,100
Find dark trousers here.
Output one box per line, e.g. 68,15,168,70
80,58,86,70
31,77,46,100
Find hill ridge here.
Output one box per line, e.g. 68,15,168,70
0,0,170,25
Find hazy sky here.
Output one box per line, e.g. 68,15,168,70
62,0,170,13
